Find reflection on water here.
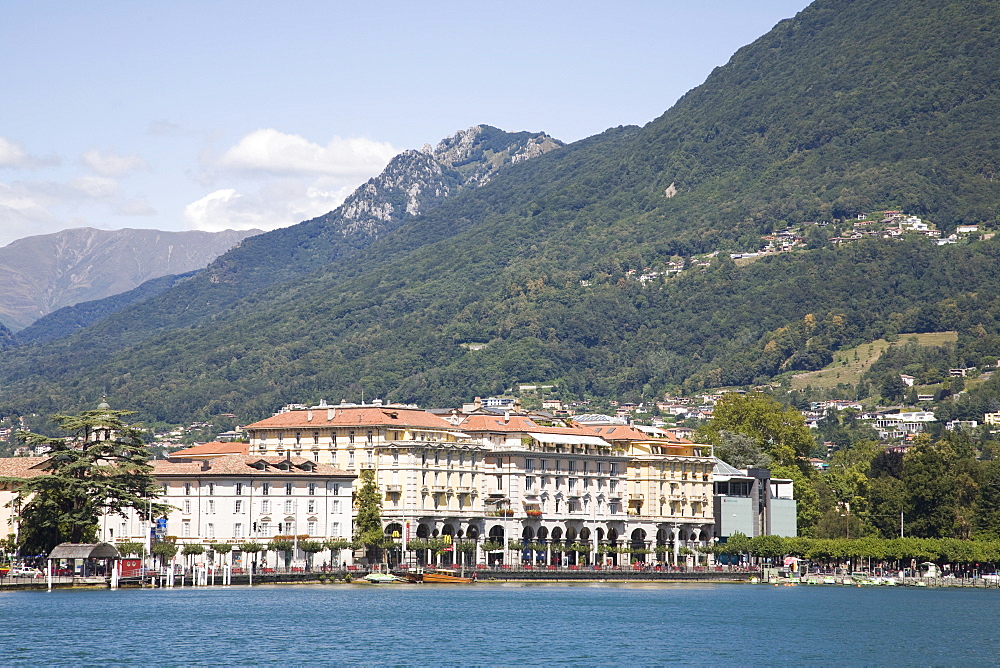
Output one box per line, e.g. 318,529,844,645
1,583,998,664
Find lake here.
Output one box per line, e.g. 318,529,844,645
2,582,998,665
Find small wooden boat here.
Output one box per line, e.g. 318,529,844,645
406,568,473,584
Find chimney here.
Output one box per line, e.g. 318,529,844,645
504,410,511,424
307,410,313,422
328,408,334,421
201,459,210,471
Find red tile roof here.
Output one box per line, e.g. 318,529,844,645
0,456,51,479
153,455,352,477
457,414,594,437
245,406,457,431
168,441,250,458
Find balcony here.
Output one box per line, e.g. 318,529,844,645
385,484,402,493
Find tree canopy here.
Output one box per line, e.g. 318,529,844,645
1,406,170,555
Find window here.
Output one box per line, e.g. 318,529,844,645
208,483,215,496
332,500,341,513
367,450,373,466
307,521,317,535
184,483,191,496
182,520,191,537
525,476,535,490
393,450,399,464
207,523,215,539
285,482,293,495
332,484,340,496
261,500,271,513
183,499,191,514
208,500,215,514
610,463,619,476
307,500,316,513
234,523,243,539
610,480,618,494
120,522,127,537
540,459,547,471
525,458,534,472
349,430,355,444
367,430,373,443
308,483,316,496
235,483,244,496
284,500,294,514
331,522,341,538
349,450,355,467
313,451,319,463
234,500,243,514
260,522,270,535
568,460,576,473
262,482,270,496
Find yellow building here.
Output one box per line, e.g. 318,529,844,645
576,422,715,561
244,402,487,560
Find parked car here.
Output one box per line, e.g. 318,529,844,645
11,566,43,578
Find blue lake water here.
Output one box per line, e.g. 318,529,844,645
2,582,999,665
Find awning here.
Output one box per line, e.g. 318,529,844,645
48,542,120,560
527,432,609,447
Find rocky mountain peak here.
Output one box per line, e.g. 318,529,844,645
330,125,562,239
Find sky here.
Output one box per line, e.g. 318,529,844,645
0,0,811,247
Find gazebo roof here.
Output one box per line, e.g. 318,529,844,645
48,542,120,560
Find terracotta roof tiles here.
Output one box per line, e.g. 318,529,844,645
168,441,250,458
153,454,352,477
245,406,456,431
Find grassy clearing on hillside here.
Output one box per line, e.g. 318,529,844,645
790,331,958,391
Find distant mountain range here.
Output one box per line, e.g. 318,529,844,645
0,227,260,331
0,0,998,424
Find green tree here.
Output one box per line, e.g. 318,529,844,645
151,540,178,568
117,541,146,558
213,542,233,566
1,405,170,555
881,373,906,404
714,430,772,469
323,538,351,568
699,392,814,469
299,540,325,571
354,468,383,563
903,435,963,538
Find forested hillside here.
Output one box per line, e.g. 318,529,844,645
0,0,997,423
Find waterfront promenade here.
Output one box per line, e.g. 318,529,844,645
5,563,1000,589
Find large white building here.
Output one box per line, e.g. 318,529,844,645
245,401,717,565
99,454,355,570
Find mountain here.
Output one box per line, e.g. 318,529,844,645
11,126,560,347
0,227,260,331
0,0,998,422
15,271,198,346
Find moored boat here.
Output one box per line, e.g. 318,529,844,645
407,568,473,584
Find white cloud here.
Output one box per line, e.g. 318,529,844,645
67,176,120,199
183,179,357,233
218,129,397,177
0,137,59,169
183,129,398,234
81,148,150,177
